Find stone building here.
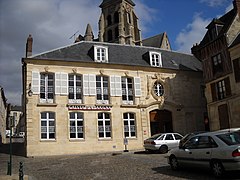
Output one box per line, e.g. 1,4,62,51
22,0,206,156
191,0,240,130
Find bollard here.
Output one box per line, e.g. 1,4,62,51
19,162,24,180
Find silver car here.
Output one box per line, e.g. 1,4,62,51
167,128,240,177
143,133,183,153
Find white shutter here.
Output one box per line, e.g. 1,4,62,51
115,76,122,96
134,77,141,97
55,73,61,95
83,74,89,95
110,76,115,96
61,73,68,95
89,74,96,95
32,71,40,94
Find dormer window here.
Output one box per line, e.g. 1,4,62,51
150,52,162,67
94,46,108,63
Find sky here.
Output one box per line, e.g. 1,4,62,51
0,0,234,106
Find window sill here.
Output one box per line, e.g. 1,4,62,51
40,139,56,142
98,138,112,141
37,103,57,107
69,139,85,142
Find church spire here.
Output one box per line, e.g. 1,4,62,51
84,24,94,41
98,0,142,46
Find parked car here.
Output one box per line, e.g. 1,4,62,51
144,133,183,153
167,128,240,177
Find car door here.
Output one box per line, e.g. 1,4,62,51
164,134,176,149
180,136,213,168
190,136,214,168
176,136,198,166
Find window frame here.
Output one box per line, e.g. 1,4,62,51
68,74,82,104
123,112,136,138
40,112,55,140
121,77,134,105
94,45,108,63
212,53,223,75
40,73,54,103
96,75,109,104
149,52,162,67
98,112,111,139
69,112,84,139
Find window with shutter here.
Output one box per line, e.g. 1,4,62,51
96,75,109,104
61,73,68,95
32,71,40,94
55,73,61,95
68,74,82,104
134,77,141,97
211,83,217,102
110,75,122,97
122,77,134,104
233,58,240,83
40,73,54,103
89,74,96,96
83,74,89,95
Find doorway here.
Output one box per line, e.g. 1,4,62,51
149,109,173,136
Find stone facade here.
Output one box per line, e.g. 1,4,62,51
23,52,206,156
22,0,207,157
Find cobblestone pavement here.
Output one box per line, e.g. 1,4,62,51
0,145,239,180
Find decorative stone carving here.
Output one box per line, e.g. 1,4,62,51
72,68,77,73
44,67,49,72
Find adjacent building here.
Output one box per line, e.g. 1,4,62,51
0,86,8,143
22,0,207,156
192,0,240,130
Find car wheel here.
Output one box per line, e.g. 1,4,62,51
211,160,224,177
169,155,179,170
159,145,168,154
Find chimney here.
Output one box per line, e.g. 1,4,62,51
26,34,33,57
233,0,240,17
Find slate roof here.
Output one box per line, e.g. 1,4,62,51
30,41,202,72
142,33,164,48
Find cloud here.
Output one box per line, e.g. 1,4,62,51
0,0,100,105
200,0,229,7
134,0,158,37
175,13,211,53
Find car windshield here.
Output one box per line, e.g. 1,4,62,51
216,131,240,145
149,134,162,140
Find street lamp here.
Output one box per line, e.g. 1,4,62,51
7,116,14,176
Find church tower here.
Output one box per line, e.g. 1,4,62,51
99,0,142,46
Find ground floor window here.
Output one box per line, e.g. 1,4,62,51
98,112,111,139
40,112,55,140
123,112,136,138
69,112,84,139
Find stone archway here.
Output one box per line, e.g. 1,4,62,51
149,109,173,136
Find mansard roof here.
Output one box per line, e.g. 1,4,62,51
29,41,202,72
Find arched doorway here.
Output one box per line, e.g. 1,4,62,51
149,109,173,136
